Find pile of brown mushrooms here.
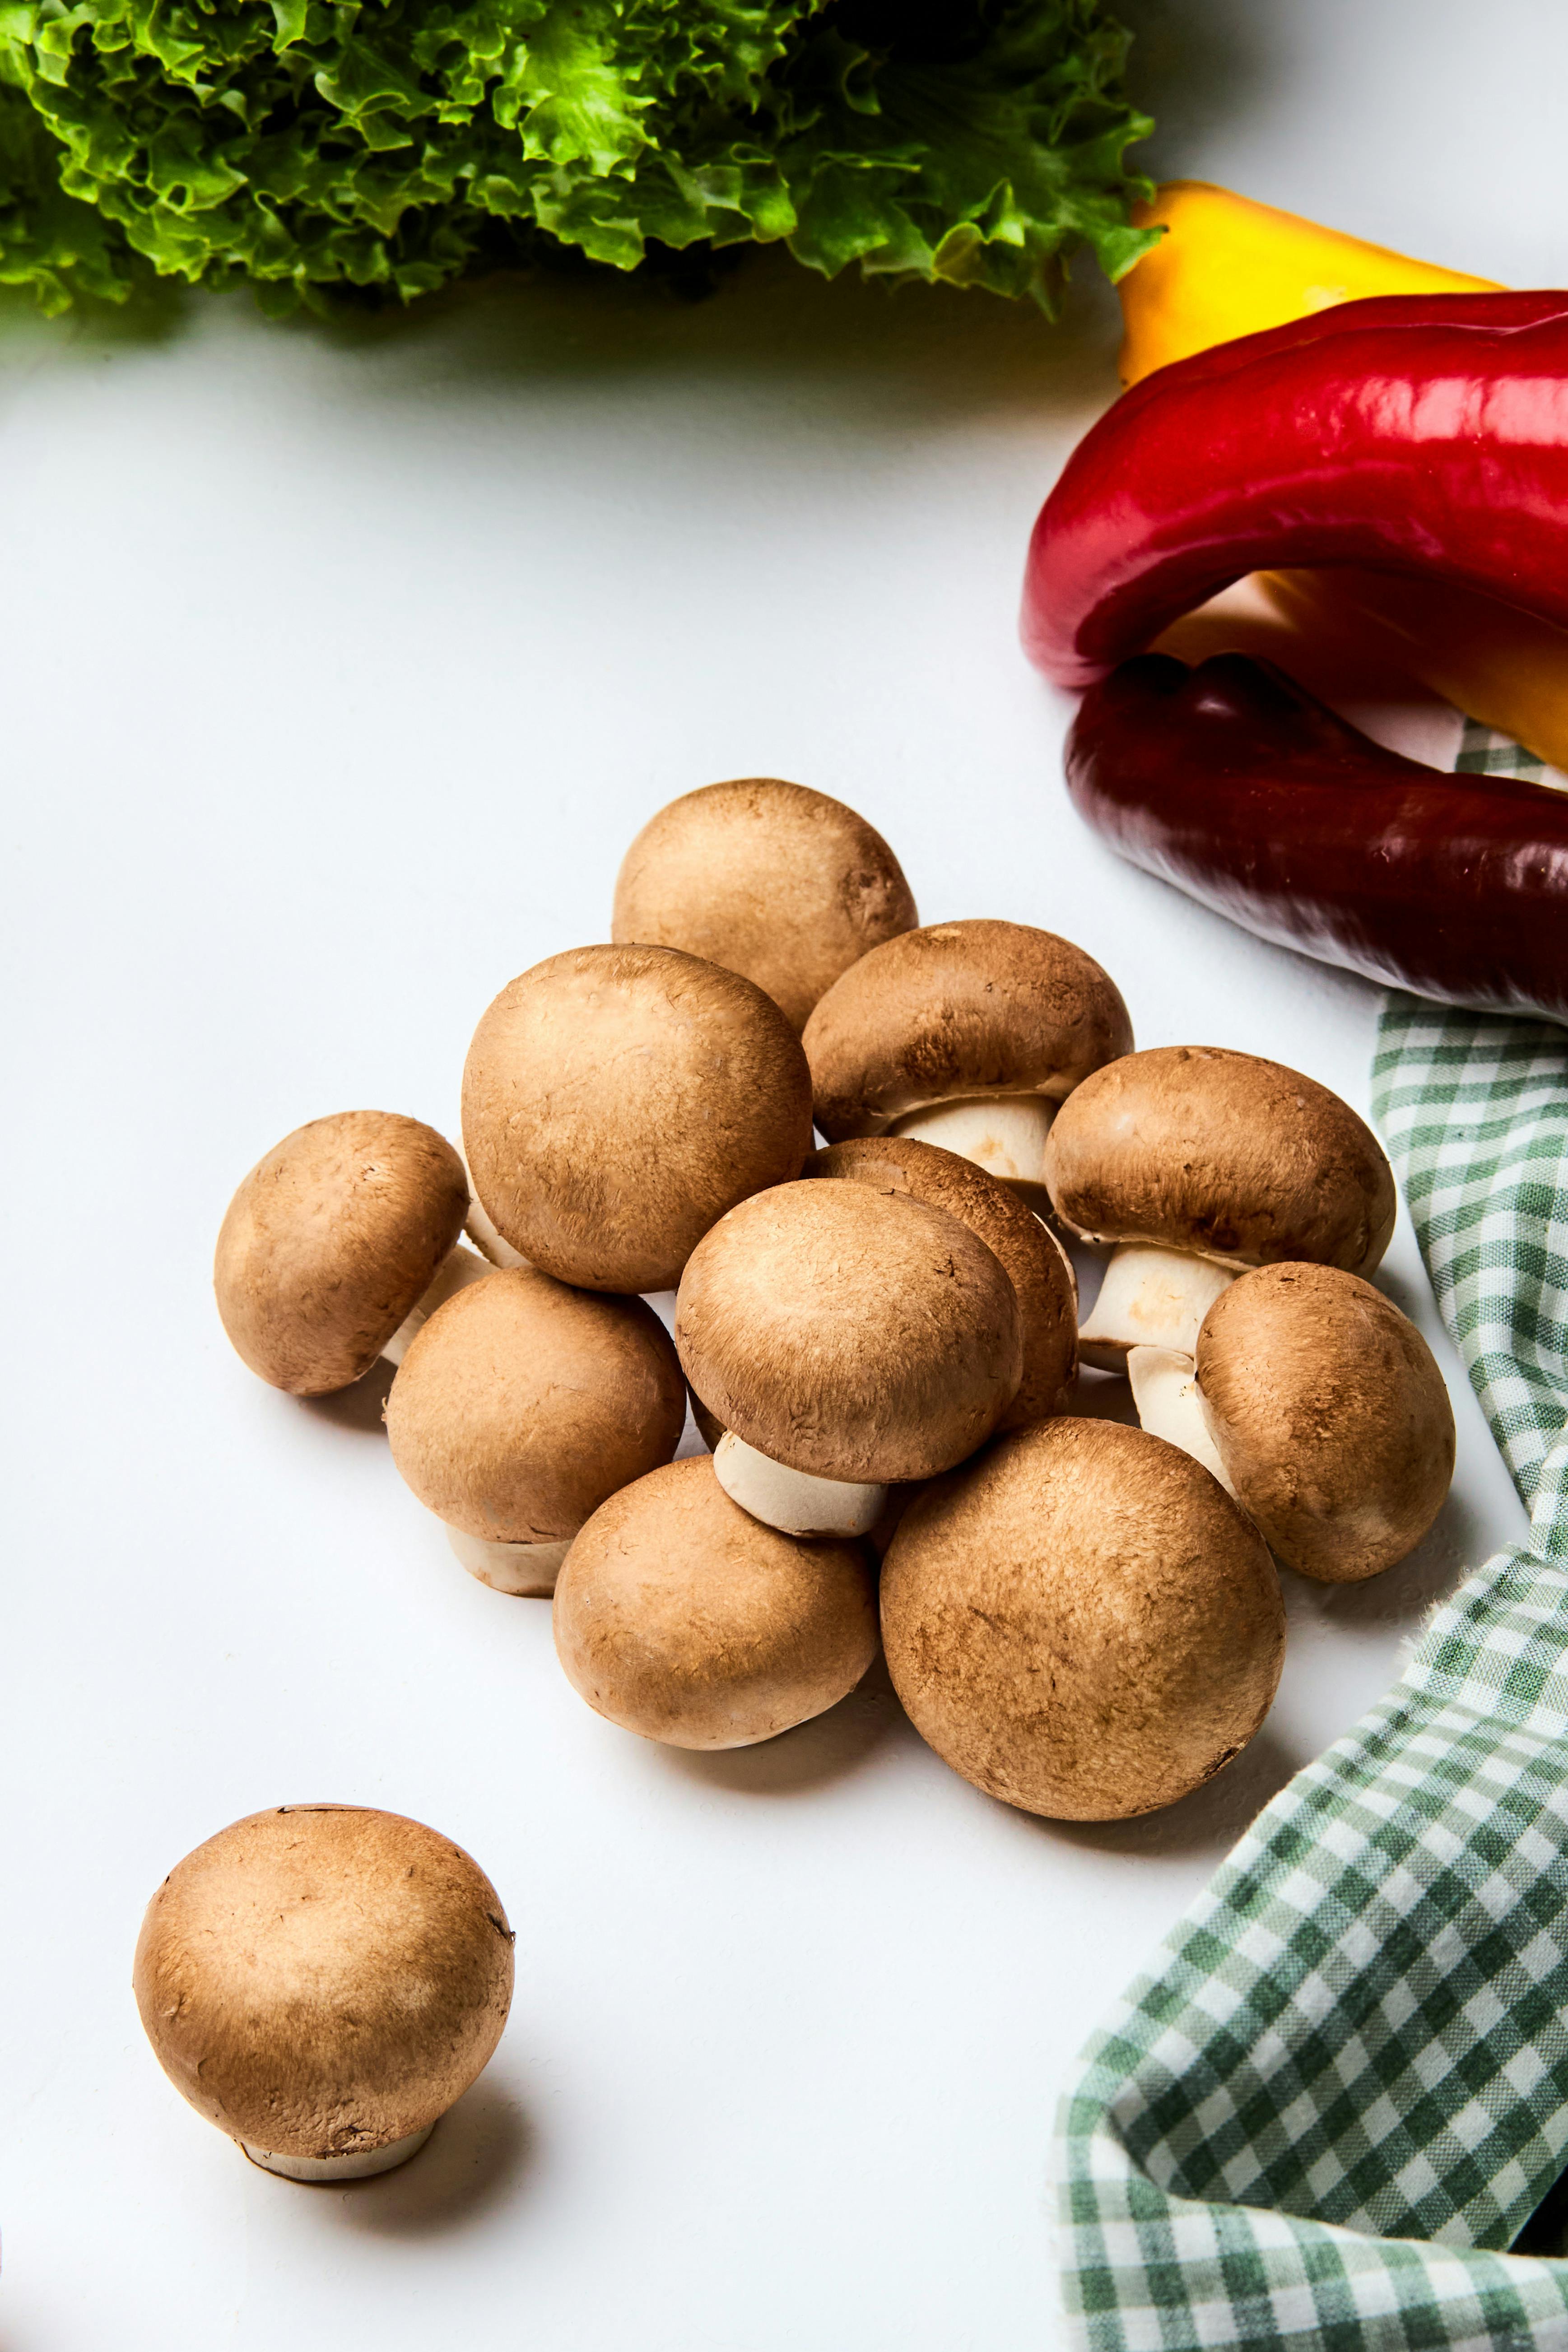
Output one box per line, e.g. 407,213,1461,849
174,772,1460,2177
189,774,1461,2173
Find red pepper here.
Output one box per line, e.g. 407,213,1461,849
1064,653,1568,1023
1021,291,1568,689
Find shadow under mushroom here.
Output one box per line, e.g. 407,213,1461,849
334,2076,538,2239
659,1654,911,1799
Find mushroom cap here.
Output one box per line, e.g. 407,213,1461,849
1044,1046,1396,1273
385,1264,687,1543
554,1456,878,1748
881,1418,1284,1820
463,945,814,1293
1196,1262,1456,1582
133,1806,514,2162
802,919,1132,1140
214,1111,470,1396
805,1136,1075,1428
675,1178,1023,1483
612,778,918,1032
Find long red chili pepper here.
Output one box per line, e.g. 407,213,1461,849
1021,290,1568,689
1064,653,1568,1024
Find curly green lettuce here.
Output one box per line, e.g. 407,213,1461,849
0,0,1154,316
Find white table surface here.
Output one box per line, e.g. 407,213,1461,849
1,5,1561,2343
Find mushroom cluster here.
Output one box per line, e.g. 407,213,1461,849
205,770,1457,1906
878,1048,1456,1822
1044,1047,1454,1591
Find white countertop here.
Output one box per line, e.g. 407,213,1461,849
0,4,1560,2342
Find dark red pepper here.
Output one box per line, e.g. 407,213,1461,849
1021,290,1568,689
1064,654,1568,1024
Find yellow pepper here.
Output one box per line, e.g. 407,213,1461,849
1117,181,1568,773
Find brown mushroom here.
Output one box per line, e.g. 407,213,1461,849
554,1457,878,1748
385,1264,687,1594
612,777,917,1031
804,1136,1076,1427
675,1178,1022,1537
802,920,1131,1204
134,1806,514,2179
214,1110,479,1396
1048,1047,1397,1370
1194,1263,1456,1582
880,1418,1284,1820
463,945,814,1293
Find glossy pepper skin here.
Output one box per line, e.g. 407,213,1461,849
1115,182,1568,775
1065,653,1568,1023
1021,290,1568,691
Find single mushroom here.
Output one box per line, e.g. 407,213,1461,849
134,1805,514,2180
214,1110,491,1395
554,1456,878,1747
805,1135,1076,1427
612,777,918,1032
674,1177,1021,1538
463,945,814,1293
881,1418,1285,1820
801,920,1131,1205
384,1264,686,1594
1047,1046,1397,1377
1191,1263,1456,1582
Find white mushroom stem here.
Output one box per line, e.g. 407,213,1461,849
1077,1243,1238,1371
1126,1347,1237,1497
714,1431,885,1540
445,1527,572,1598
242,2122,436,2181
886,1095,1055,1192
381,1245,494,1368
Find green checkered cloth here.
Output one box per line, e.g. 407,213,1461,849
1056,720,1568,2350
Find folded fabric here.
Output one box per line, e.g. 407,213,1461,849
1055,720,1568,2352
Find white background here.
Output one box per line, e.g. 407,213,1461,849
0,4,1562,2344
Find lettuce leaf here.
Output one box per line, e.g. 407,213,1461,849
0,0,1153,315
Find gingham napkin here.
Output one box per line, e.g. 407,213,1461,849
1054,720,1568,2351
